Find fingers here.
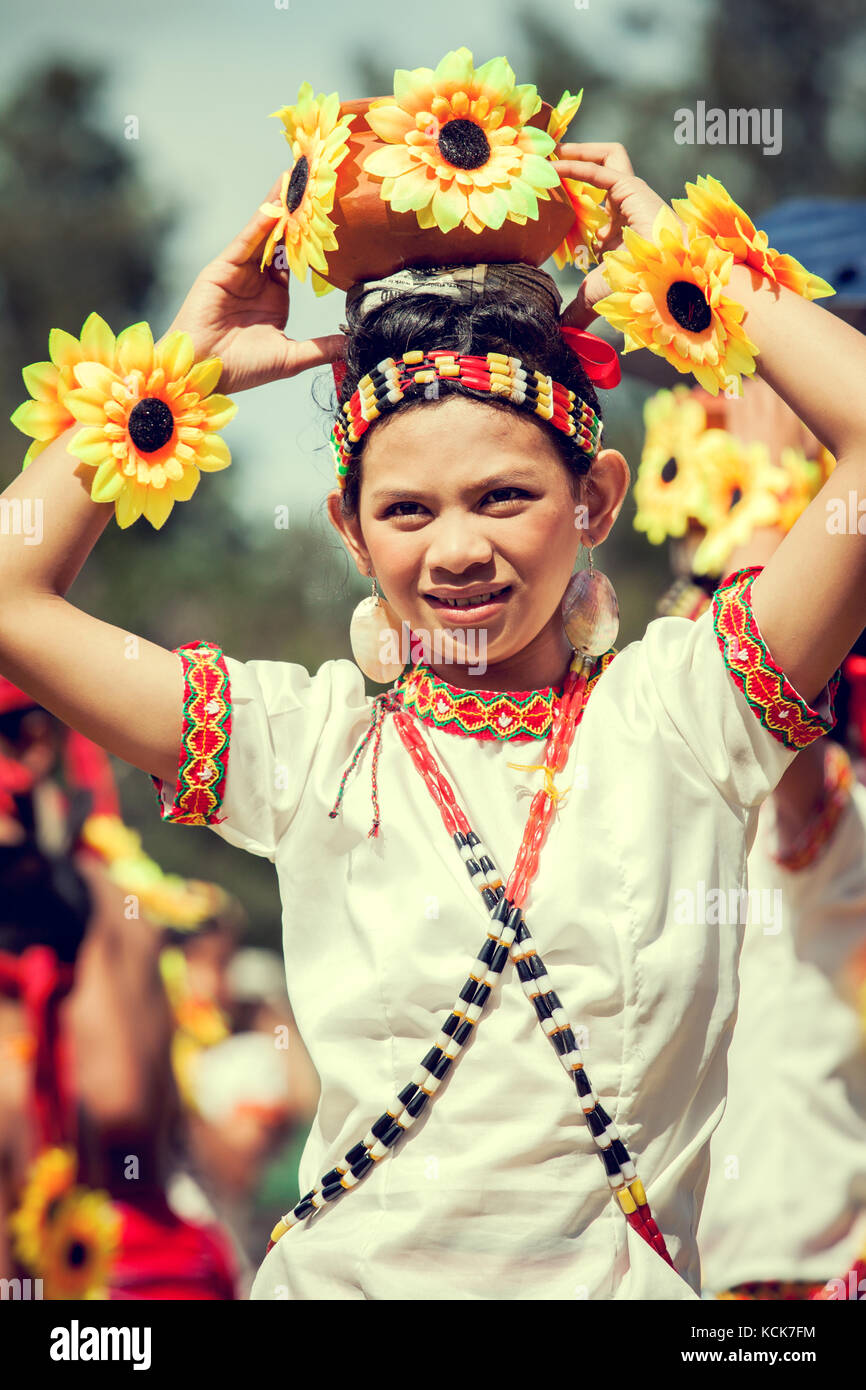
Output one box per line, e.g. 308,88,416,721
551,157,623,192
560,284,598,333
555,141,635,176
284,332,347,378
266,258,289,291
219,175,287,268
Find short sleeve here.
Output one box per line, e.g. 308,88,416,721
150,641,371,861
622,566,839,810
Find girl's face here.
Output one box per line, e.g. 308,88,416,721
328,395,629,690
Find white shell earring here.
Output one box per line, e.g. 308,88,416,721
561,539,619,657
349,573,406,683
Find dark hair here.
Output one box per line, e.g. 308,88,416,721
0,816,92,965
334,289,603,519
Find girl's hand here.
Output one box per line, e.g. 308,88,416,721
164,179,345,394
552,143,672,330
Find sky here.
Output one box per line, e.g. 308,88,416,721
1,0,708,524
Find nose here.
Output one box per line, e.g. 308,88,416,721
424,511,496,577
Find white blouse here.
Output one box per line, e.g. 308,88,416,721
699,777,866,1291
153,568,835,1300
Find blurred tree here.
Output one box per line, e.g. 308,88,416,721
0,63,171,415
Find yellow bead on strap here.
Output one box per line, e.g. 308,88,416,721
629,1178,647,1206
270,1217,291,1244
403,350,425,365
617,1187,638,1215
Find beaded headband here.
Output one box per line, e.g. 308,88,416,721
330,350,603,491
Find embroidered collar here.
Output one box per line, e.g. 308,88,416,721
394,650,617,742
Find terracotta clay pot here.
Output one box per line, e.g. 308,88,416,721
309,98,576,293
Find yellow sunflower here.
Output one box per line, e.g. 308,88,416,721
672,175,835,302
691,433,788,574
8,1146,77,1269
40,1188,120,1300
260,83,356,294
552,179,607,271
594,204,759,396
361,47,560,235
80,813,143,865
10,313,116,469
547,88,584,142
63,323,236,530
643,385,708,465
633,387,712,543
546,89,608,270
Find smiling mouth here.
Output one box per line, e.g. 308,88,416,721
426,585,512,610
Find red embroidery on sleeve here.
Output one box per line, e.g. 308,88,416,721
151,642,231,825
712,566,839,750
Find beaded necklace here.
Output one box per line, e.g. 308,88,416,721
266,648,674,1273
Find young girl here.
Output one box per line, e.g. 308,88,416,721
1,140,865,1301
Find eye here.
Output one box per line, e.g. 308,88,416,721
383,500,426,518
485,487,530,506
382,487,531,519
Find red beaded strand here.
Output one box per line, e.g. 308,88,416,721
315,652,675,1271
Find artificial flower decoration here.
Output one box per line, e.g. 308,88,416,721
10,313,117,469
552,178,608,271
772,446,831,533
633,387,713,543
545,87,608,270
672,175,835,302
107,853,225,930
361,47,560,235
63,323,236,530
8,1147,76,1268
594,205,760,395
546,88,584,143
691,433,788,575
39,1187,121,1299
642,385,708,467
79,813,143,865
259,82,356,294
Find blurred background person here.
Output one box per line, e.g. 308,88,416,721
0,676,239,1298
631,378,866,1299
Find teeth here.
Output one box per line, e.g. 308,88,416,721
441,589,502,608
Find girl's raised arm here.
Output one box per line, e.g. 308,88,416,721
0,187,344,786
554,143,866,705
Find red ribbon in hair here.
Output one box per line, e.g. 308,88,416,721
331,355,348,395
559,326,621,389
